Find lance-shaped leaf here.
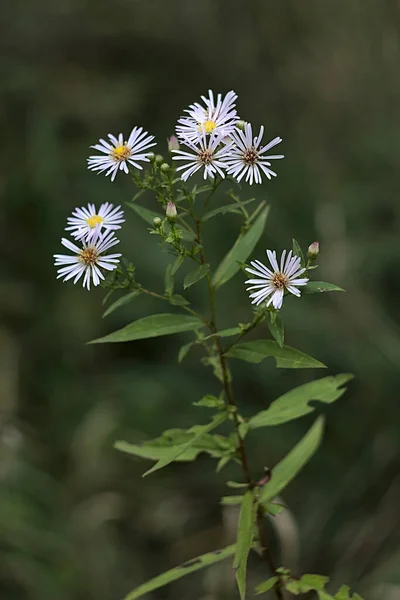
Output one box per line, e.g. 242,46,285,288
255,576,279,595
234,490,257,600
260,417,325,504
226,340,325,369
89,314,203,344
115,428,232,462
267,312,284,347
102,290,141,318
303,281,344,294
248,374,353,429
123,544,236,600
142,412,228,476
127,201,163,225
212,205,269,288
184,264,210,289
202,197,256,221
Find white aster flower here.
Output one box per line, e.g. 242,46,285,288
225,122,284,185
65,202,125,241
87,126,156,182
176,90,239,142
245,249,309,309
54,230,121,291
172,133,233,181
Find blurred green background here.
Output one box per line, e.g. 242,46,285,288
1,1,400,598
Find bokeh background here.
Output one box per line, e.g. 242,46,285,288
1,1,400,598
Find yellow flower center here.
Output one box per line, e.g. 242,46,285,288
272,272,289,289
111,144,131,161
86,214,104,229
199,119,217,134
79,247,99,266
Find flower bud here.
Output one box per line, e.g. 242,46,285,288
148,152,156,162
307,241,320,260
167,135,180,152
235,120,245,132
152,216,162,228
155,154,164,165
160,163,170,173
166,201,177,222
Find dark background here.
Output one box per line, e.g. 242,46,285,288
1,1,400,598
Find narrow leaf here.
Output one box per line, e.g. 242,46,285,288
102,290,141,318
303,281,345,294
171,253,185,275
143,412,228,476
255,576,279,595
212,205,269,288
202,198,256,221
260,417,325,504
234,490,257,600
221,495,244,506
169,294,190,306
178,341,195,363
249,374,353,429
267,312,284,347
226,340,325,369
89,314,203,344
183,264,210,289
203,327,241,340
127,201,163,225
123,545,236,600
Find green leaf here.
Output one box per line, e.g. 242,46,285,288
334,585,351,599
303,281,345,294
183,264,210,289
255,576,279,595
142,412,228,476
234,490,257,600
248,374,353,429
171,253,185,275
165,264,174,296
226,340,325,369
212,205,269,288
292,238,305,266
227,481,249,489
267,312,284,347
178,341,195,363
221,495,244,505
169,294,190,306
202,327,241,340
193,395,226,410
102,290,141,318
202,198,256,221
123,544,236,600
127,201,163,225
89,314,203,344
264,502,286,516
260,417,325,504
115,428,232,462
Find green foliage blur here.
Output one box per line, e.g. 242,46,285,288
1,1,400,598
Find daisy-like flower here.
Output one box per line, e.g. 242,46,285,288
65,202,125,241
225,122,284,185
176,90,239,142
87,126,156,182
172,133,233,181
245,249,309,309
54,230,121,291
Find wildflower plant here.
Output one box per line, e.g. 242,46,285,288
54,90,364,600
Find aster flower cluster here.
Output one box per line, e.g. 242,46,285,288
173,90,284,184
54,90,310,308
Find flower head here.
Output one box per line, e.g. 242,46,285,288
87,126,156,182
54,230,121,290
166,201,177,222
225,123,284,185
65,202,125,241
245,249,309,309
172,133,233,181
176,90,239,142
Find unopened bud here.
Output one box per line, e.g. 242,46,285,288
236,120,245,132
148,152,156,162
166,201,177,222
160,163,170,173
307,241,320,260
167,135,180,152
155,154,164,165
152,217,162,228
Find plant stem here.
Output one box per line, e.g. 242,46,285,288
194,206,283,600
